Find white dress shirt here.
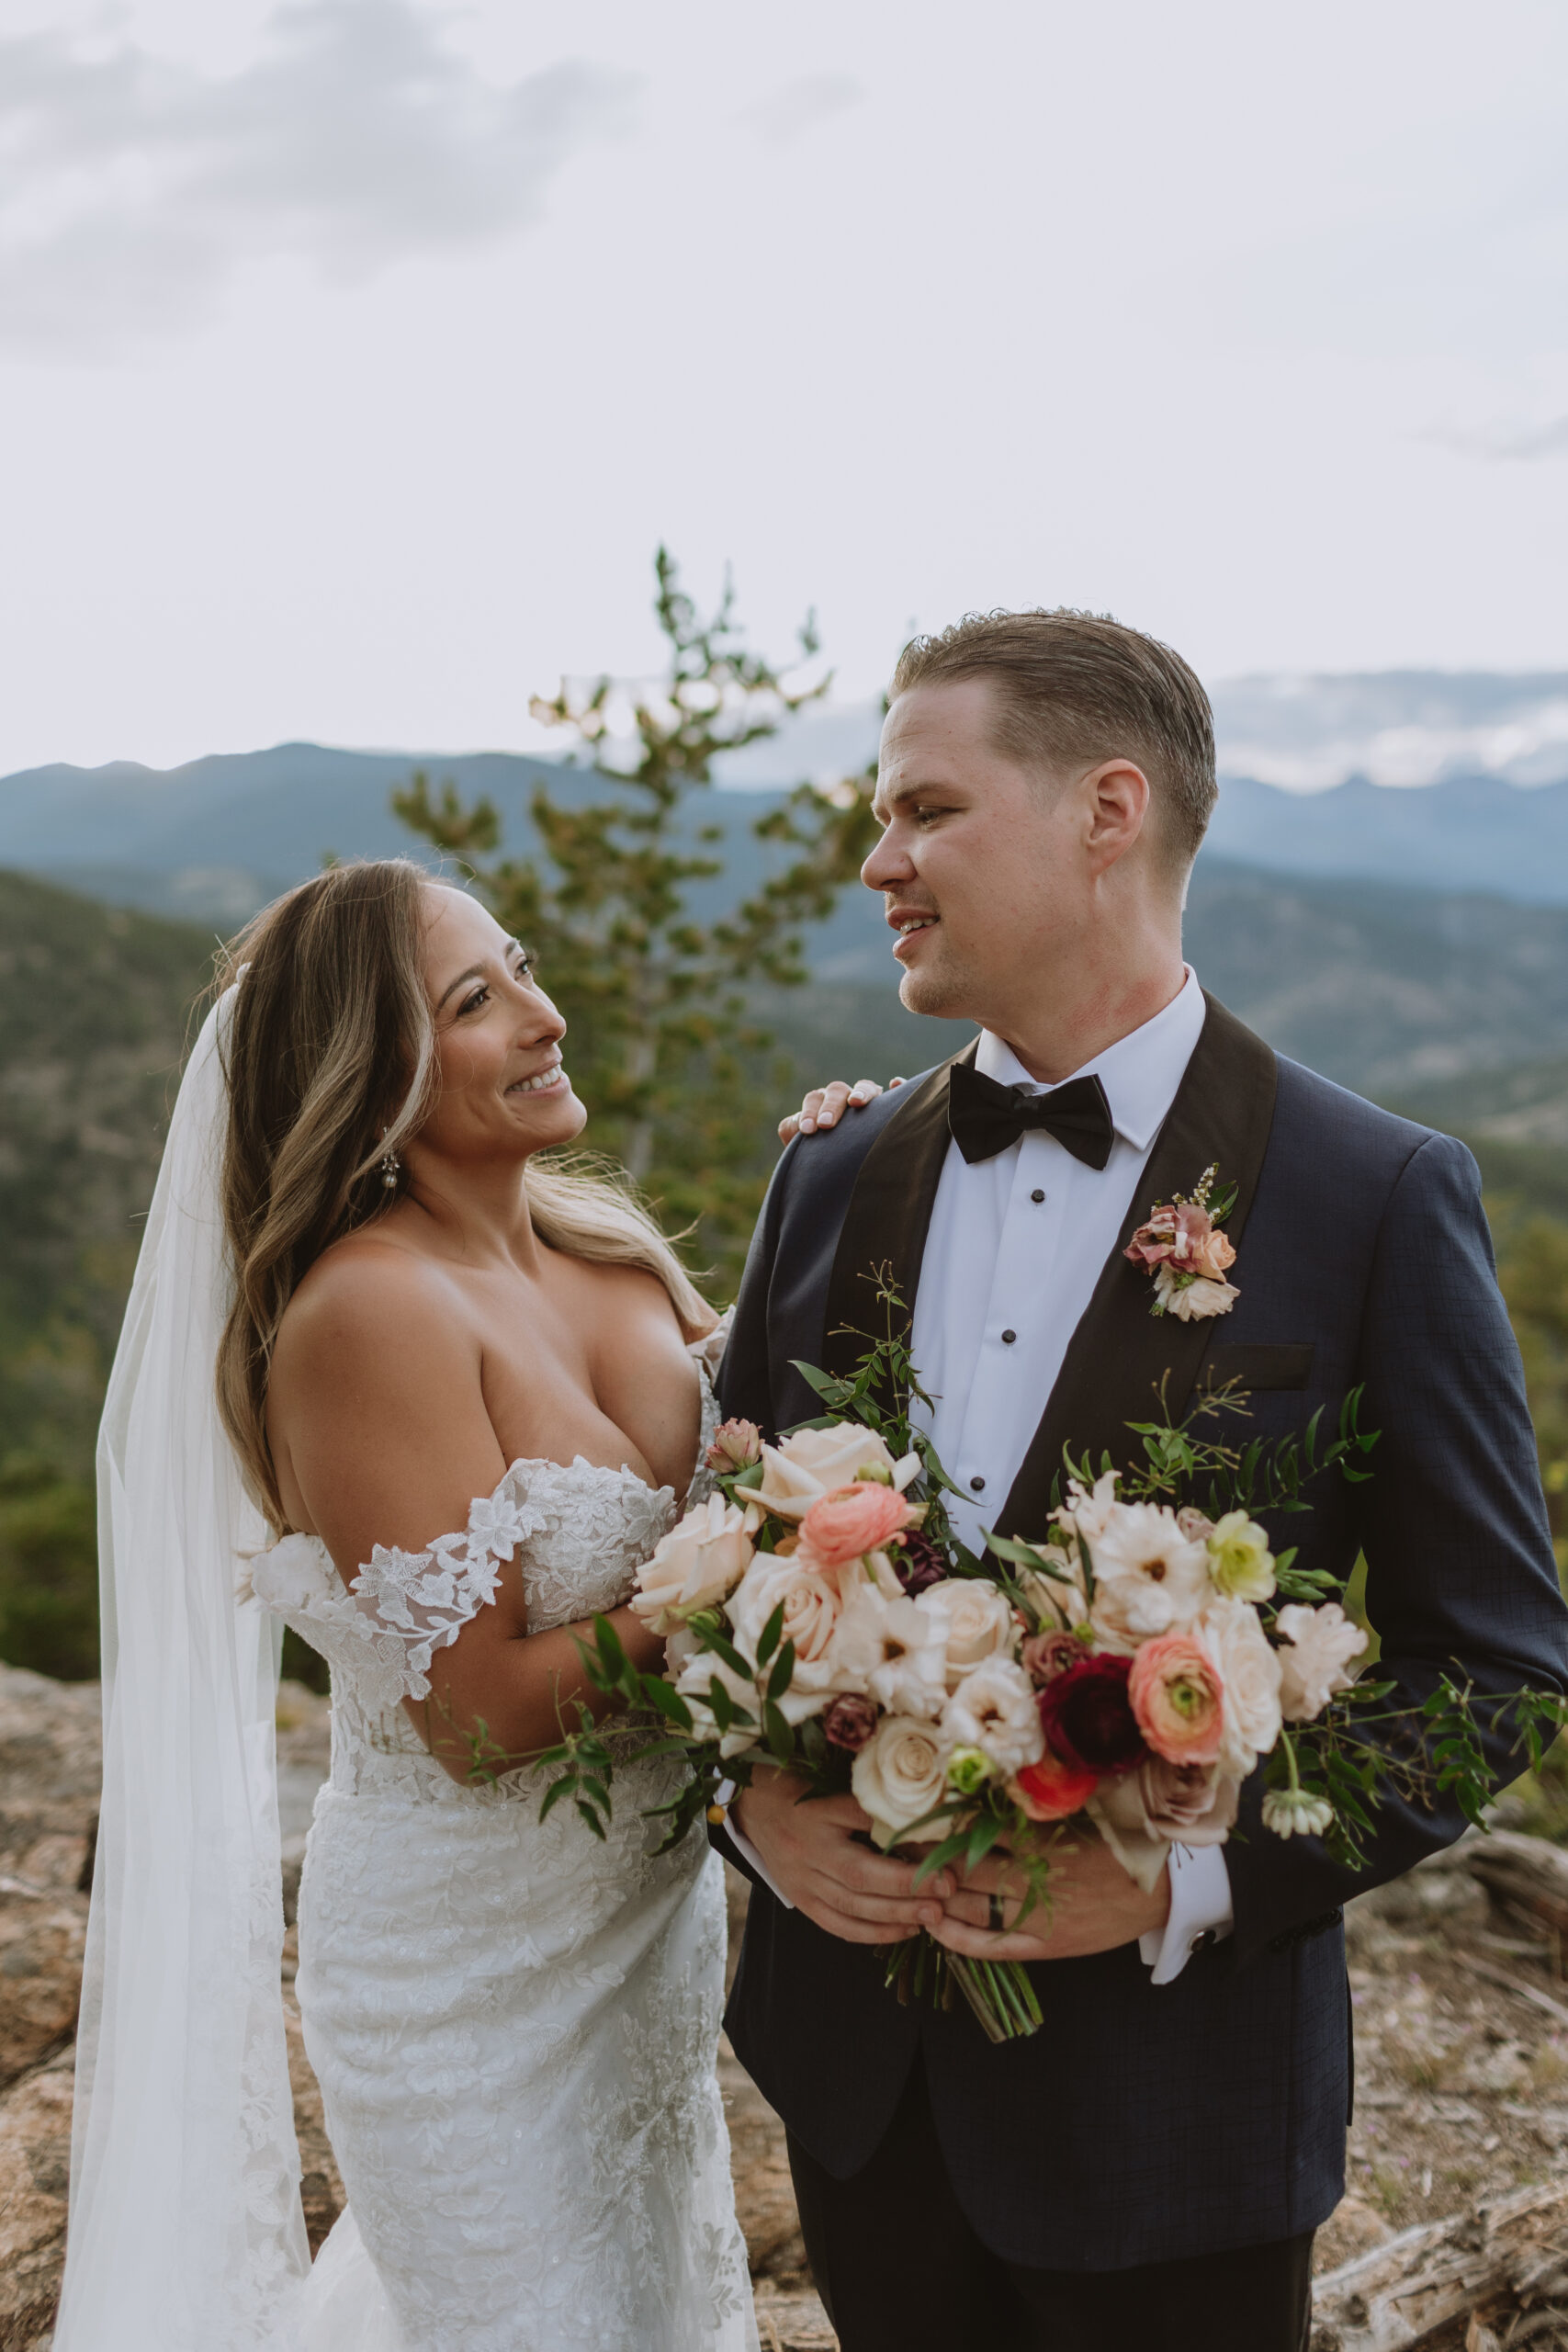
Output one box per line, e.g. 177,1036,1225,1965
731,967,1234,1983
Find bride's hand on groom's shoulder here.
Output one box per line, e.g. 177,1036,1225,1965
931,1836,1171,1964
778,1075,903,1146
731,1770,952,1943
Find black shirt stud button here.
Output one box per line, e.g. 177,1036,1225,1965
1031,1188,1045,1204
969,1476,986,1492
1190,1929,1216,1953
1001,1329,1017,1345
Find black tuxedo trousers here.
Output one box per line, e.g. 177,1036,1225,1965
716,998,1568,2274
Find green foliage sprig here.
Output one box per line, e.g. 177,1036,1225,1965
394,548,879,1283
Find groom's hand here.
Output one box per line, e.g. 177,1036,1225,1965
931,1835,1170,1963
731,1770,953,1943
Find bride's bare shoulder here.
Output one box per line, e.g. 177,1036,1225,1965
274,1227,478,1393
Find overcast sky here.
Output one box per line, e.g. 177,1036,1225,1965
1,0,1565,775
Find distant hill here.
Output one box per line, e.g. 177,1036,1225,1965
8,712,1568,930
1392,1055,1568,1150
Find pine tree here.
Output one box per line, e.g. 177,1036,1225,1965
395,548,877,1286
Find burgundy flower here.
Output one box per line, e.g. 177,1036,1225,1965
1021,1629,1090,1688
822,1694,880,1753
1037,1655,1146,1775
892,1532,947,1599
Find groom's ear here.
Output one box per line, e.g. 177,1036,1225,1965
1082,757,1152,872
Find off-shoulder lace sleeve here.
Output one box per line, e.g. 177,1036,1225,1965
689,1305,733,1381
349,1483,546,1702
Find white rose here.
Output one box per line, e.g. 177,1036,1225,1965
915,1577,1016,1687
852,1715,953,1844
941,1657,1043,1778
629,1492,760,1634
1196,1597,1284,1778
752,1422,919,1521
1274,1601,1368,1722
727,1553,851,1710
831,1585,949,1721
1153,1265,1239,1321
1087,1500,1212,1653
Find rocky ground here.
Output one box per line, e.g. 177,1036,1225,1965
8,1660,1568,2352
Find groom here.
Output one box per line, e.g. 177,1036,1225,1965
716,609,1568,2352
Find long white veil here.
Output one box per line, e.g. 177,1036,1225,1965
56,989,311,2350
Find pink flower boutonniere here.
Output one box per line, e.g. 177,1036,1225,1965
1124,1162,1240,1322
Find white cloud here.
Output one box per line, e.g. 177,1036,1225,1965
0,1,638,356
1424,413,1568,462
739,72,864,147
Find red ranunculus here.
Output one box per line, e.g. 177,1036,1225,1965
1011,1750,1100,1821
1037,1654,1146,1774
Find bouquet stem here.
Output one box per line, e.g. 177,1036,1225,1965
884,1937,1043,2042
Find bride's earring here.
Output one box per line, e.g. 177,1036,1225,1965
379,1130,400,1192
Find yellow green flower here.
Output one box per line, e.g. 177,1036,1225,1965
1205,1510,1275,1601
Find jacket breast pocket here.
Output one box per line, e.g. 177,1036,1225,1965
1201,1342,1314,1393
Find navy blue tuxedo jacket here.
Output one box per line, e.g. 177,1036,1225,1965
716,993,1568,2272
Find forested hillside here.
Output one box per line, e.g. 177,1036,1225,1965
1,864,1563,1683
0,875,215,1674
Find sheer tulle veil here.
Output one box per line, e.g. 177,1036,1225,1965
55,988,313,2350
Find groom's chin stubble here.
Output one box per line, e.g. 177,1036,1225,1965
898,960,974,1023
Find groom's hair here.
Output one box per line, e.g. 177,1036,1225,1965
891,607,1217,871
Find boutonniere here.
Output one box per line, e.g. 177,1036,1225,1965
1123,1162,1240,1321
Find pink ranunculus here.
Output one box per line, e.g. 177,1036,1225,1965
1128,1632,1225,1766
796,1481,914,1574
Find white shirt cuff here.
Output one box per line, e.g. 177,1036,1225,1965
715,1781,795,1911
1138,1841,1234,1984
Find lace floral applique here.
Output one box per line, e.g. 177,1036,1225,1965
348,1487,544,1702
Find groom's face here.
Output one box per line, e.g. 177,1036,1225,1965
863,677,1085,1026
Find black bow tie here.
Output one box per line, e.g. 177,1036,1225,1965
947,1059,1117,1170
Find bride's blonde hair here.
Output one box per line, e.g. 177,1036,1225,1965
215,857,709,1528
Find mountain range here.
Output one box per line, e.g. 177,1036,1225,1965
6,669,1568,932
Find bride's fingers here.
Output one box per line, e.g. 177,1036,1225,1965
810,1079,884,1131
780,1088,828,1144
800,1080,854,1135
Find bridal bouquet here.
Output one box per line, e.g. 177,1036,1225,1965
531,1282,1547,2042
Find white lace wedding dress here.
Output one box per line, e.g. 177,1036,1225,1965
250,1348,757,2352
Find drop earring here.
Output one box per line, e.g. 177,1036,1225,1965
379,1130,400,1192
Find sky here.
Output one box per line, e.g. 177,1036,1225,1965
1,0,1565,775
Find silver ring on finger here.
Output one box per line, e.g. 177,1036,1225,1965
987,1892,1006,1932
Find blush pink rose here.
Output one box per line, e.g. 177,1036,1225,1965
796,1481,914,1574
1128,1632,1225,1766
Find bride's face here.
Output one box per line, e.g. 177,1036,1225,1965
413,885,587,1162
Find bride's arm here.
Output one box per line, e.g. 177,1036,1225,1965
269,1250,664,1782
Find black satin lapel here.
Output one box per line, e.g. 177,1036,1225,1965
993,995,1279,1542
820,1039,979,1383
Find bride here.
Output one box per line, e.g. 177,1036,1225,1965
57,858,762,2352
